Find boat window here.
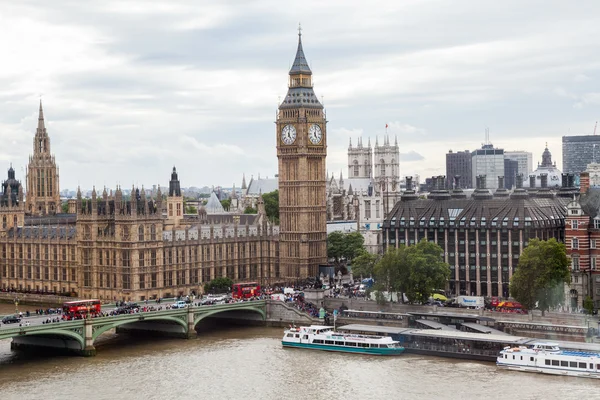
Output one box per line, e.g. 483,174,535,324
314,339,323,344
504,355,507,359
579,363,586,369
520,356,523,361
303,335,308,339
512,355,515,360
570,362,577,368
530,357,534,362
561,361,568,367
590,363,594,370
335,341,343,346
325,340,334,345
545,360,550,366
286,333,294,338
295,334,300,338
347,342,356,347
597,364,600,370
551,360,559,366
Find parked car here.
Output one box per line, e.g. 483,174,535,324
2,315,21,324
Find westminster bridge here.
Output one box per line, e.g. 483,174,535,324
0,300,317,356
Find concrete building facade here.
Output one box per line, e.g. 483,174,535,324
446,150,472,189
471,144,505,190
562,135,600,174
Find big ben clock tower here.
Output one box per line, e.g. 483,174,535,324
277,29,327,279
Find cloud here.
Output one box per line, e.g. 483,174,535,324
1,0,600,190
400,151,425,162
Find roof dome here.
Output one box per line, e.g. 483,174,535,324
523,144,562,188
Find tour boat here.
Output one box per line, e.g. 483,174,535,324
281,325,405,355
497,342,600,379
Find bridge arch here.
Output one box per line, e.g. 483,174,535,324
5,328,86,350
193,305,266,327
91,315,188,342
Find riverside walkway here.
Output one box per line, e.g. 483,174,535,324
0,300,267,356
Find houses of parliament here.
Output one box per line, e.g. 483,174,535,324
0,32,328,301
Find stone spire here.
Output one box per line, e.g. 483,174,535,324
37,100,46,134
289,25,312,76
241,173,247,190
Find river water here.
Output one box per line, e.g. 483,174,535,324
0,303,597,400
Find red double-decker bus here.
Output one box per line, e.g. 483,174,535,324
232,282,261,299
62,299,102,319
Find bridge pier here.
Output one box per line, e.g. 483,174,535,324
82,319,97,357
187,307,197,339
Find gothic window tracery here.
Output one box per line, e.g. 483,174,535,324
353,160,359,177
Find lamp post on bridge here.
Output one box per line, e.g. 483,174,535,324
14,297,19,315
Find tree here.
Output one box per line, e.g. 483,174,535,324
374,240,450,304
510,238,570,316
185,205,197,214
204,277,233,294
262,190,279,223
327,231,365,270
584,295,594,315
351,251,379,279
220,199,231,211
244,206,257,214
61,202,69,213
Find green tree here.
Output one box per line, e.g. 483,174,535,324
244,206,257,214
204,277,233,294
584,295,594,315
351,251,379,279
262,190,279,223
185,205,197,214
61,202,69,213
510,238,570,316
374,240,450,304
220,198,231,211
327,231,365,269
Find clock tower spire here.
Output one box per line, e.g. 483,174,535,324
277,30,327,279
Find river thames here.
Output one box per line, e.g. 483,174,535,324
0,303,597,400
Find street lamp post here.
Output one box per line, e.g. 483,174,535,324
14,298,19,315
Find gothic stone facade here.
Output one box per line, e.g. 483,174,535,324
1,176,280,301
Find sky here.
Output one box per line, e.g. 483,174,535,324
1,0,600,191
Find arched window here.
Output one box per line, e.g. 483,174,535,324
150,225,156,241
138,225,144,241
390,159,395,176
353,160,359,177
380,159,386,176
13,216,17,227
2,216,6,229
364,160,369,176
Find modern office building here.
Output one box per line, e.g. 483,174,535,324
504,151,533,178
471,144,505,189
446,150,472,189
382,178,578,298
504,159,518,189
562,135,600,174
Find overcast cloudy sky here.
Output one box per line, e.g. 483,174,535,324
1,0,599,190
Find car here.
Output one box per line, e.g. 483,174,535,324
2,315,22,324
172,301,187,309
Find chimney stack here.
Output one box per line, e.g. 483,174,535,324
529,175,536,188
516,174,523,189
406,176,413,191
498,176,505,190
540,173,548,189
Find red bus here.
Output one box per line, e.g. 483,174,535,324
62,299,102,319
232,282,261,299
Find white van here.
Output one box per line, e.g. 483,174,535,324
172,301,187,309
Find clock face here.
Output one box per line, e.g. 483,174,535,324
308,124,323,144
281,124,296,145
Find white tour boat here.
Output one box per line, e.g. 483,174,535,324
497,342,600,379
281,325,405,355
